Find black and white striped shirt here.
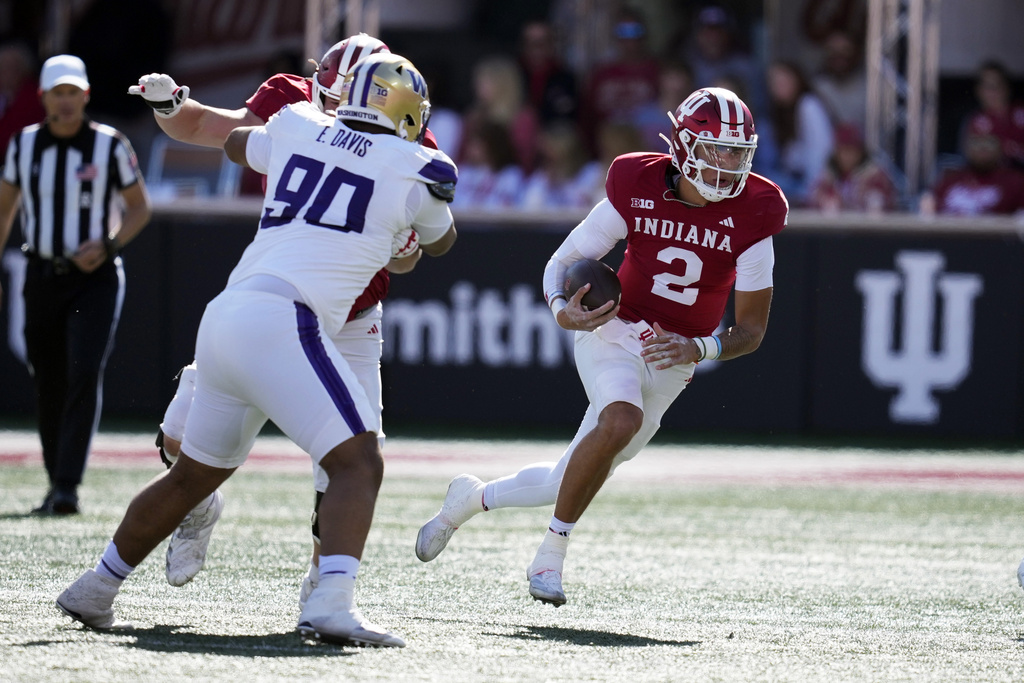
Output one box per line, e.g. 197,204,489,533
2,118,142,259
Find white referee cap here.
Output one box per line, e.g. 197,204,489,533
40,55,90,91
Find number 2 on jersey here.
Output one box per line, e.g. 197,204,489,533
260,154,374,232
652,246,703,305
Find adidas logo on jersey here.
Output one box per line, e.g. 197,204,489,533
719,217,735,228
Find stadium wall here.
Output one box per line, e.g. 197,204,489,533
1,203,1021,440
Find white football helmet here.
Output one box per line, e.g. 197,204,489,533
311,33,389,112
335,53,431,143
661,87,758,202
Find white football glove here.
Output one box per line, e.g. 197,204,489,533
128,74,190,119
391,228,420,259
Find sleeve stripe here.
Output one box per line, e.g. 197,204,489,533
418,158,457,183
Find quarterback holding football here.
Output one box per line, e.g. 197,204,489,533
416,87,788,607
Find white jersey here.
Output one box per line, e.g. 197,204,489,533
227,102,456,338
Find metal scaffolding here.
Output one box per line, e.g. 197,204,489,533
865,0,941,204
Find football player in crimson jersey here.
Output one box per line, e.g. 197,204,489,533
128,34,443,604
416,87,788,606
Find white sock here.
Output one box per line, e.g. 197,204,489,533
318,554,359,591
95,541,135,583
548,516,575,537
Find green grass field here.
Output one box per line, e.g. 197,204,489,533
2,434,1023,682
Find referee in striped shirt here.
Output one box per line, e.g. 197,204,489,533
0,55,151,515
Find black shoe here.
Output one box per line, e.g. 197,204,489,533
50,488,80,515
31,489,56,515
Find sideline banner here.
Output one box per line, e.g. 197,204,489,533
1,217,1020,439
809,233,1022,438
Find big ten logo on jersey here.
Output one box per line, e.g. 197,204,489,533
631,198,654,210
855,250,983,425
382,282,575,368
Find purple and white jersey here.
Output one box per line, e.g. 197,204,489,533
227,101,456,338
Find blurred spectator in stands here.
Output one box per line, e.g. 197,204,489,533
457,55,539,173
801,0,867,47
962,60,1024,170
583,120,645,206
521,121,603,211
518,19,578,125
422,63,463,160
809,124,898,214
0,42,44,159
757,60,834,207
677,5,766,117
631,60,695,152
812,30,867,132
933,118,1024,216
451,121,525,212
581,6,660,151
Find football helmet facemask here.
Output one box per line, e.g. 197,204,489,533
335,53,431,143
662,87,757,202
311,33,389,113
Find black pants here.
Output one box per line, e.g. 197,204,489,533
23,255,123,491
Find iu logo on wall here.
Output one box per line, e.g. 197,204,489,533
855,250,983,424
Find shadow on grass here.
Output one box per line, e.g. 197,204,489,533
498,624,699,648
33,624,362,657
0,512,41,520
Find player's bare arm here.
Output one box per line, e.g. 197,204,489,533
224,127,258,167
162,101,261,148
385,249,422,273
130,73,261,148
641,286,773,369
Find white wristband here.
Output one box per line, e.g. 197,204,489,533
693,335,722,361
548,293,567,316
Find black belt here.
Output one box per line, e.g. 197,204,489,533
25,252,73,276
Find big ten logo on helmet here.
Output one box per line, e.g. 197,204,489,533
382,282,575,368
369,85,388,108
855,250,983,425
631,198,654,209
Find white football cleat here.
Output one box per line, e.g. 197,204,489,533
415,474,485,562
298,562,319,613
298,576,405,648
527,548,568,606
527,569,567,607
166,489,224,586
56,569,131,630
1017,556,1024,591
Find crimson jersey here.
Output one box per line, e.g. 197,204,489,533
243,73,440,320
606,153,788,337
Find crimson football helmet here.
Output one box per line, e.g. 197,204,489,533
336,53,431,143
312,33,389,112
662,87,758,202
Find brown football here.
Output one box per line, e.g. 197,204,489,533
564,259,621,310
